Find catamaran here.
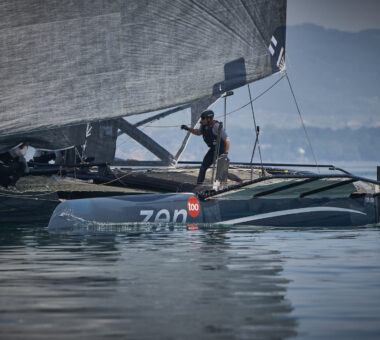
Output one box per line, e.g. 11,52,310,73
0,0,379,227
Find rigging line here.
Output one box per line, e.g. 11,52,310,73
144,74,286,128
285,72,320,173
247,83,264,176
74,146,85,179
217,73,286,118
0,190,59,198
0,169,136,198
99,170,132,186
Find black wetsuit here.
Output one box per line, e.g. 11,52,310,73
0,152,27,187
197,120,227,184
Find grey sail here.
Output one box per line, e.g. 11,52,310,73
0,125,86,154
0,0,286,147
82,120,119,164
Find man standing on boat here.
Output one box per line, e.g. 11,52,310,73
0,143,29,188
181,110,230,184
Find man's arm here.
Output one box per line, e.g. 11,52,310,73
224,139,230,154
189,128,201,136
212,123,230,154
181,125,201,136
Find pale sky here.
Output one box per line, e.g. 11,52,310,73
287,0,380,32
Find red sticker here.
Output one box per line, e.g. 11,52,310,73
187,196,200,218
186,225,199,231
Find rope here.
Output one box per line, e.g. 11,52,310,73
0,168,136,198
285,72,320,172
0,190,59,198
99,170,132,186
221,74,286,118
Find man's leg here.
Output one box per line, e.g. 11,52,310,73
197,148,215,184
0,164,13,187
8,161,25,186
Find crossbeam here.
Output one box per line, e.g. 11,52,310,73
117,119,174,164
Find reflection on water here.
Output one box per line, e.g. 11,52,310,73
279,227,380,340
1,225,380,339
0,225,297,339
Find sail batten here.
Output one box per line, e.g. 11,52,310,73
0,0,286,148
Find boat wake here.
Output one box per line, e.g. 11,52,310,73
48,210,233,235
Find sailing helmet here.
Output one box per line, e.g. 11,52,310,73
200,110,214,120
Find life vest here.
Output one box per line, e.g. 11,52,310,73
201,120,225,153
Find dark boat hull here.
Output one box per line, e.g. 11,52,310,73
0,189,155,225
47,193,379,229
0,194,59,225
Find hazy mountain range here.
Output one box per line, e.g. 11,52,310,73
284,24,380,129
229,23,380,130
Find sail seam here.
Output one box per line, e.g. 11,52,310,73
188,0,256,50
238,0,269,51
117,0,129,117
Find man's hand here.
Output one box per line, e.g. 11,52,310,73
181,125,190,131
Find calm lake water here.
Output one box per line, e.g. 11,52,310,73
1,225,379,339
1,164,379,339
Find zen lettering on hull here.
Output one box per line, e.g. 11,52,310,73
140,209,188,223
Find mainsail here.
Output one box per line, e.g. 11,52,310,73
0,0,286,151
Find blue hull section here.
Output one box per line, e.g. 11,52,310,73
48,193,378,229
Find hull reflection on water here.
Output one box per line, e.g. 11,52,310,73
0,225,297,339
